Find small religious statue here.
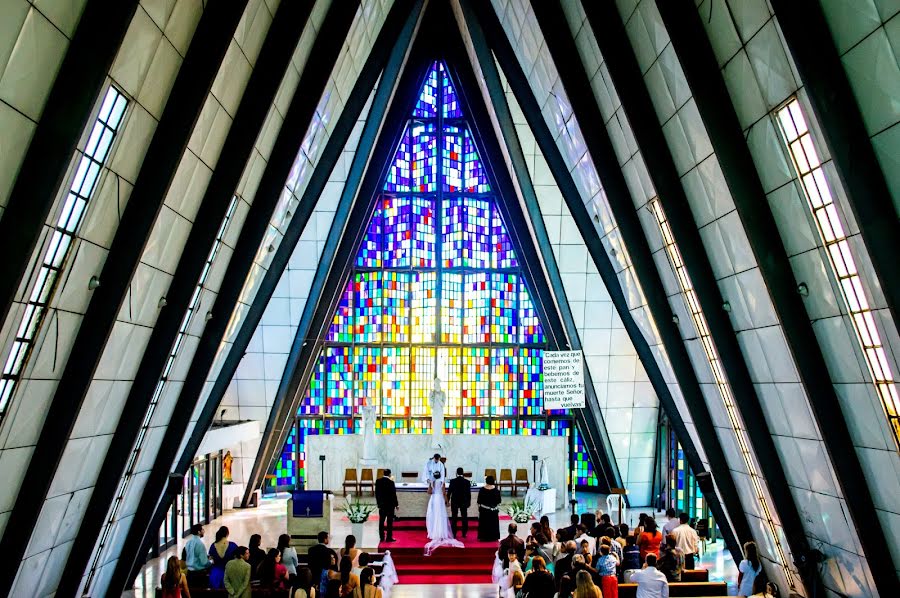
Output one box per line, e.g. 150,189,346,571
223,450,233,484
361,404,377,463
538,458,551,490
429,377,446,449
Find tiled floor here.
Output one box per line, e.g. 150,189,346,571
124,493,737,596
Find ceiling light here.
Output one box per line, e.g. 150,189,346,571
797,282,809,297
88,276,100,290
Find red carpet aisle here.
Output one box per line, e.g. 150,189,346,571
379,519,499,584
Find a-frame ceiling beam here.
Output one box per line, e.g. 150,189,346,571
0,3,248,593
54,0,315,592
245,9,432,502
772,0,900,326
445,9,621,493
656,2,899,595
0,0,138,328
573,0,816,582
461,0,746,558
111,1,414,589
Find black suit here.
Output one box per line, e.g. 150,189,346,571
375,476,398,541
498,534,525,569
447,476,471,537
307,543,337,583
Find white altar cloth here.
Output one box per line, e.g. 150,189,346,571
525,487,557,516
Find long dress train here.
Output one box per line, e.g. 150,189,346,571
424,479,464,556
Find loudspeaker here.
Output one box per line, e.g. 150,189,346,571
695,472,714,495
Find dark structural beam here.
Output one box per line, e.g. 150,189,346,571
656,2,899,595
462,0,747,559
772,0,900,326
574,0,816,584
54,1,311,593
0,3,247,594
247,8,432,502
444,14,621,493
0,0,137,326
109,2,403,589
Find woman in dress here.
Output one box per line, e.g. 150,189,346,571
259,548,290,590
424,470,464,555
638,518,662,562
338,555,360,596
208,526,238,589
573,570,601,598
279,533,300,578
477,475,502,541
248,534,265,580
351,568,382,598
340,535,361,569
160,555,191,598
738,541,763,598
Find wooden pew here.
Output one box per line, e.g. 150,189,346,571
618,581,727,598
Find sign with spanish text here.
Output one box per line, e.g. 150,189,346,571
543,350,586,410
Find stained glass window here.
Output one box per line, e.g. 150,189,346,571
573,427,599,488
274,61,598,490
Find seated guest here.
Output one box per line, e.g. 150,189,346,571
351,567,382,598
632,554,669,598
657,536,684,582
579,540,593,566
671,513,700,570
554,540,577,588
309,531,338,587
161,555,191,598
223,546,251,598
574,569,601,598
259,548,290,590
209,526,238,589
340,535,361,569
621,534,642,575
248,534,266,580
279,533,300,578
521,556,555,597
181,524,209,584
499,523,525,568
339,555,360,596
595,544,619,598
291,566,315,598
638,519,663,562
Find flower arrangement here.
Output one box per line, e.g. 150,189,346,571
505,500,537,523
337,494,378,523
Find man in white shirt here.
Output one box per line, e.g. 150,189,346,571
423,453,446,482
633,554,669,598
574,524,596,555
671,513,701,570
662,508,679,537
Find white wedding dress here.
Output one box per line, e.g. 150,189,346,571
424,478,464,556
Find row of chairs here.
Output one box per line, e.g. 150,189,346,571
342,467,530,496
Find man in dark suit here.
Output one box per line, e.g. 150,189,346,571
307,531,337,584
375,468,398,542
554,540,577,589
498,522,525,568
561,513,579,539
448,467,472,538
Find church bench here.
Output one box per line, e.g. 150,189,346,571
157,590,289,597
681,569,710,582
617,581,727,598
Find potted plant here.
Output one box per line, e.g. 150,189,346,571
505,500,537,523
337,494,378,540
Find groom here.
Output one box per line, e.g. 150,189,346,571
448,467,471,538
375,469,398,542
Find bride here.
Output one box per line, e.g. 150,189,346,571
424,471,464,556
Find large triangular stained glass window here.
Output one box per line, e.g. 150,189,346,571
270,62,595,489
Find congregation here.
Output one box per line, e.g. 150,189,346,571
492,509,778,598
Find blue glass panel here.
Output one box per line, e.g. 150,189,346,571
413,62,439,118
441,62,462,118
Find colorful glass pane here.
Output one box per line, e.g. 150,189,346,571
299,357,324,415
357,204,382,268
491,273,518,343
382,271,409,342
411,346,435,417
491,204,516,268
463,273,490,344
272,424,297,486
461,347,490,416
411,271,436,343
442,128,463,192
441,62,462,118
464,129,490,192
352,272,381,343
413,62,439,118
352,346,381,411
383,197,435,268
410,197,435,267
442,197,491,268
520,419,546,436
437,347,461,415
519,348,543,415
573,427,599,488
491,348,517,416
441,272,463,343
384,128,412,192
325,347,353,415
382,346,409,416
519,279,544,344
327,280,353,342
410,123,437,192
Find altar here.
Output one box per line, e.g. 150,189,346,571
305,433,567,510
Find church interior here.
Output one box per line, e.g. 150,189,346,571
0,0,898,596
